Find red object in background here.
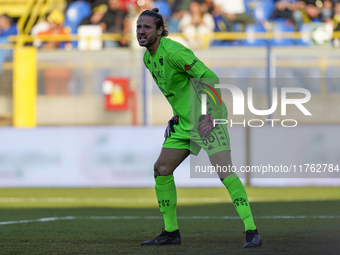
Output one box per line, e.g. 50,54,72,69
121,0,137,12
102,77,137,125
103,77,129,111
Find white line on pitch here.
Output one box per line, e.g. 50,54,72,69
0,197,259,203
0,215,339,225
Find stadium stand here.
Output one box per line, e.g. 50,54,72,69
297,22,312,45
1,0,340,127
271,20,296,46
243,23,267,46
251,0,275,23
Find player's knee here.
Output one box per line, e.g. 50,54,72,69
154,161,169,176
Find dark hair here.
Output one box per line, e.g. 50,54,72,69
0,14,13,25
139,8,169,37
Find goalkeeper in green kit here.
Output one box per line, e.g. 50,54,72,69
137,8,262,248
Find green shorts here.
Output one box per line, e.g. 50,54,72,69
162,123,231,156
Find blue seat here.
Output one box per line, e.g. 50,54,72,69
167,17,180,33
0,37,13,71
252,1,275,22
213,15,228,32
242,24,267,46
244,0,256,15
64,1,92,48
272,17,289,23
297,23,311,46
210,15,236,46
311,18,322,22
271,22,295,46
64,1,92,33
154,0,171,20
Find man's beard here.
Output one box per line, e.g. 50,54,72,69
140,33,157,48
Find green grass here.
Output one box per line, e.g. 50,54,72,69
0,187,339,254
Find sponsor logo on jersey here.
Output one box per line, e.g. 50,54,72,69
184,59,198,71
152,71,165,84
159,57,164,66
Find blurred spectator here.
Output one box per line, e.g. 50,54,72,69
171,0,191,14
35,10,71,95
178,0,215,48
300,0,333,22
81,4,108,25
100,0,130,47
168,0,192,32
270,0,303,30
201,0,231,33
35,10,71,50
154,0,172,20
213,0,256,31
0,14,17,37
0,14,17,71
202,0,215,14
334,1,340,30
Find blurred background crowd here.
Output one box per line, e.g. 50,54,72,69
2,0,340,50
1,0,340,127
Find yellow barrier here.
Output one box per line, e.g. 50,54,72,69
8,31,340,41
0,0,33,17
8,31,340,49
13,47,37,127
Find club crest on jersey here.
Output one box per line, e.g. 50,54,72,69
154,62,157,68
184,59,198,71
159,57,164,66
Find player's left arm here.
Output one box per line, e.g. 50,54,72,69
200,69,223,117
168,48,208,78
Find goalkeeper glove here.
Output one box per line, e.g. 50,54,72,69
164,115,179,138
198,113,214,138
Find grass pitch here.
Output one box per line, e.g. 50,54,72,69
0,187,339,254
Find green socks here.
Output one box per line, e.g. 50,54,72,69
154,173,255,232
222,173,256,231
155,174,178,232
